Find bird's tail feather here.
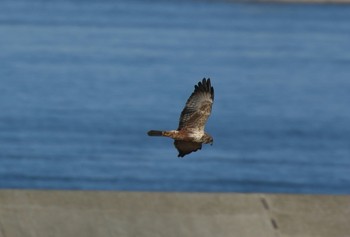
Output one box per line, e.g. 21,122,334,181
147,130,164,136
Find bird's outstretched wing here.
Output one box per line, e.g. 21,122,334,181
174,140,202,157
178,78,214,131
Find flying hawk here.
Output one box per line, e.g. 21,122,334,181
147,78,214,157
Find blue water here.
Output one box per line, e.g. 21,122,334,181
1,0,350,194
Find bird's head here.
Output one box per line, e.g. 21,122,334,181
203,133,213,145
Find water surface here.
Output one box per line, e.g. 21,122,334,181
1,0,350,193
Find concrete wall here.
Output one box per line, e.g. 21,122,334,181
0,190,349,237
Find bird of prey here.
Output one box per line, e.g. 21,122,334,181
147,78,214,157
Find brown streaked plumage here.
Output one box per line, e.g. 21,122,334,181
147,78,214,157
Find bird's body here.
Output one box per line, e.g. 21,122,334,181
147,78,214,157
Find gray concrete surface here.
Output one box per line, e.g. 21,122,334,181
0,190,349,237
